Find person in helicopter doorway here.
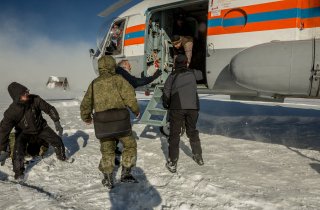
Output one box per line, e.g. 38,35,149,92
110,23,123,54
0,82,66,180
171,35,194,68
162,54,204,173
172,13,195,37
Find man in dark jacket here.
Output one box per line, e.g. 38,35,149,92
116,60,161,89
0,82,66,179
162,54,204,173
114,59,161,164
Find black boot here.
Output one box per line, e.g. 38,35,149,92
54,146,66,161
120,167,138,183
193,154,204,166
165,160,177,173
14,172,25,181
102,173,114,189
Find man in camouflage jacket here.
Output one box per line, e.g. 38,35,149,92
80,55,140,189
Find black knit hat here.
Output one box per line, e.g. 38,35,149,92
8,82,29,103
175,54,188,69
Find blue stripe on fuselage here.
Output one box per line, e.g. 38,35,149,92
124,31,145,40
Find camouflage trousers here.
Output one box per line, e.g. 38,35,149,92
99,134,137,174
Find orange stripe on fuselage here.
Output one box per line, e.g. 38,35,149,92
125,24,146,34
208,0,320,19
207,0,320,35
302,0,320,9
303,17,320,28
124,37,144,46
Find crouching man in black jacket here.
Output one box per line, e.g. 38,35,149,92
0,82,66,179
162,54,204,173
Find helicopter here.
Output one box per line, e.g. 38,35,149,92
89,0,320,134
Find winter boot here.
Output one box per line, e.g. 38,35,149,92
120,167,138,183
54,146,66,161
192,154,204,166
14,172,25,181
165,160,177,173
102,173,114,189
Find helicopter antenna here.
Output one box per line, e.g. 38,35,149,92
98,0,133,17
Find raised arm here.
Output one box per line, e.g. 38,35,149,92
117,77,140,116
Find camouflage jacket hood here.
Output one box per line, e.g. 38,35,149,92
98,55,117,76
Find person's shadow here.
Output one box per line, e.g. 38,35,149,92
310,163,320,174
160,136,169,160
62,130,89,157
109,167,162,210
179,139,193,159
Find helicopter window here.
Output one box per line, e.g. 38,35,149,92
105,19,126,55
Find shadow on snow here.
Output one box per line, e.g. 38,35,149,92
198,99,320,150
109,167,162,210
138,98,320,150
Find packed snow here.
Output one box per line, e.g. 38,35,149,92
0,94,320,210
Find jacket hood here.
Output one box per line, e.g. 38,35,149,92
8,82,28,103
98,55,116,76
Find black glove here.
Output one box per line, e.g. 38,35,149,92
152,70,162,79
0,151,9,166
54,121,63,137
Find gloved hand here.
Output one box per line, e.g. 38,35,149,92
152,70,162,79
0,151,9,166
54,121,63,137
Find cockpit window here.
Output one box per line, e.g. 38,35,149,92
105,19,126,55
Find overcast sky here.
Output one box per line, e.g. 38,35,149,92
0,0,140,101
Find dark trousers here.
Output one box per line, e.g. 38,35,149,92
13,126,65,176
168,109,202,162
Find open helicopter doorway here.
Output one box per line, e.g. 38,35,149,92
146,1,209,85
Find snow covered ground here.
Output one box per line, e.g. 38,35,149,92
1,94,320,210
